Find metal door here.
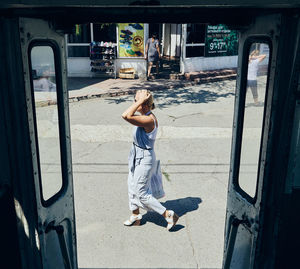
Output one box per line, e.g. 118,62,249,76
19,18,77,269
223,14,280,268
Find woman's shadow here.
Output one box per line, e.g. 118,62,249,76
140,197,202,232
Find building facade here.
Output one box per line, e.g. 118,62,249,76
66,23,239,78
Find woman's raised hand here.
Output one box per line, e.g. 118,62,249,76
136,90,150,103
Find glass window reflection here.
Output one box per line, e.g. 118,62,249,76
30,46,62,202
238,43,270,198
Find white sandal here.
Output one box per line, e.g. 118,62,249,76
123,214,142,226
165,210,179,231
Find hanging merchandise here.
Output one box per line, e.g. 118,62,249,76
118,23,144,58
75,24,81,35
90,41,116,78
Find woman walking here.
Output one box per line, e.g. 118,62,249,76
145,33,161,80
122,89,178,231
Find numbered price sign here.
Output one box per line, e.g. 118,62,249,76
205,24,238,57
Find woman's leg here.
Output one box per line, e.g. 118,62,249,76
133,163,179,230
124,172,142,226
147,61,153,77
134,164,166,215
132,208,140,215
127,172,139,212
248,80,258,103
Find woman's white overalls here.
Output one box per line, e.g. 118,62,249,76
127,113,166,215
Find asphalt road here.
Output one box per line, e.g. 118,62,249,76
35,77,266,268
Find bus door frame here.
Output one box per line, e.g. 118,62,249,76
223,14,279,268
224,12,300,268
19,17,77,269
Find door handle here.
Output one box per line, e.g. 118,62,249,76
223,217,251,269
45,221,73,269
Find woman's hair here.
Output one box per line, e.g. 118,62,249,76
137,90,155,110
250,49,259,57
145,90,155,110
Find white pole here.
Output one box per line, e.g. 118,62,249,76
161,23,165,57
90,23,94,42
180,24,187,73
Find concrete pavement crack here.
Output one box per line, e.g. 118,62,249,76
77,142,103,159
211,173,228,187
168,173,199,268
167,112,204,122
185,214,199,269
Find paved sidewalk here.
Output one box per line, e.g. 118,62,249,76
68,69,237,101
68,78,197,101
34,69,237,107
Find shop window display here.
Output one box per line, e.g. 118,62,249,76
186,46,205,58
67,46,90,57
93,23,116,43
67,24,117,58
186,23,206,44
90,24,117,77
68,24,91,43
90,41,116,77
186,23,206,58
68,24,91,57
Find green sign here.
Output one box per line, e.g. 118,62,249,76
205,24,238,57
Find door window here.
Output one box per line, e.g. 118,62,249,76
186,23,206,57
30,45,63,203
67,24,91,57
238,42,270,198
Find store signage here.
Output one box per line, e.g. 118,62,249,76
118,23,144,58
205,24,238,57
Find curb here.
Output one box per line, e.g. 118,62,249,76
35,72,237,107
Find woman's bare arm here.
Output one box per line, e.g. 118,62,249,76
258,54,266,62
156,42,161,58
122,91,154,128
145,43,148,59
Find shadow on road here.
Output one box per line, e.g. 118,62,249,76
154,88,234,108
68,77,107,91
141,196,202,232
105,80,235,107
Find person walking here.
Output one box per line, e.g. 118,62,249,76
121,89,179,231
247,49,266,104
145,33,161,80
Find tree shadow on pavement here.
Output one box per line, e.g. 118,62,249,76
154,88,234,108
140,197,202,232
68,77,107,91
105,80,235,108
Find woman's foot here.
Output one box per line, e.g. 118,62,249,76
123,214,142,226
165,210,179,231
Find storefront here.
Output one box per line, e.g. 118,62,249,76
67,23,115,77
66,23,148,78
115,23,148,79
66,23,239,78
180,23,239,73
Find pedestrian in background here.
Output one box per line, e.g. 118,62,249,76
122,89,179,231
247,49,266,104
145,33,161,80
